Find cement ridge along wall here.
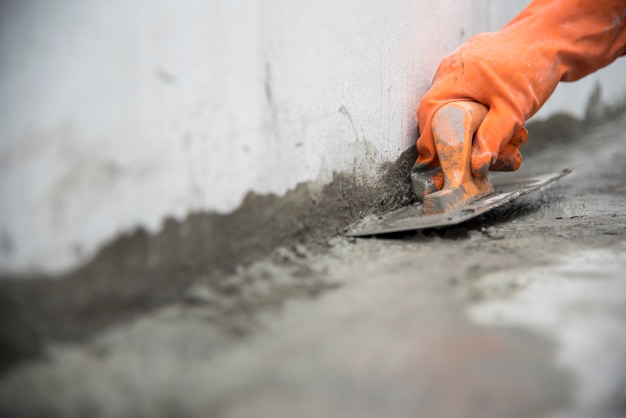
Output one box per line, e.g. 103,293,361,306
2,0,626,278
0,144,417,372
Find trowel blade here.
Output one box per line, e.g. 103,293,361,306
345,169,571,237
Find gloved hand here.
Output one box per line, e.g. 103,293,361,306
412,0,626,200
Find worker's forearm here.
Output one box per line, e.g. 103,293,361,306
504,0,626,82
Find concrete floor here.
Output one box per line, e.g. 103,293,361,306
2,114,626,418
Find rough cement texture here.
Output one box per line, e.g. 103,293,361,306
2,112,626,417
0,138,416,373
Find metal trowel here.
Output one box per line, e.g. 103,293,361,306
345,101,571,237
345,170,570,236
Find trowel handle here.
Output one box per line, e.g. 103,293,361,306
423,101,493,214
431,101,488,187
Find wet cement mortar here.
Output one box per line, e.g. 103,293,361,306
2,112,626,417
0,139,416,372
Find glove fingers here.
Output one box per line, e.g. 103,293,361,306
491,127,528,172
410,162,443,202
413,100,448,201
415,128,437,167
491,145,522,171
471,109,521,177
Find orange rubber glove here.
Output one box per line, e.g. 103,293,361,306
412,0,626,200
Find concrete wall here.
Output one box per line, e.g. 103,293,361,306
1,0,626,276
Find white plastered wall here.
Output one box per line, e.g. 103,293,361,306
1,0,625,276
